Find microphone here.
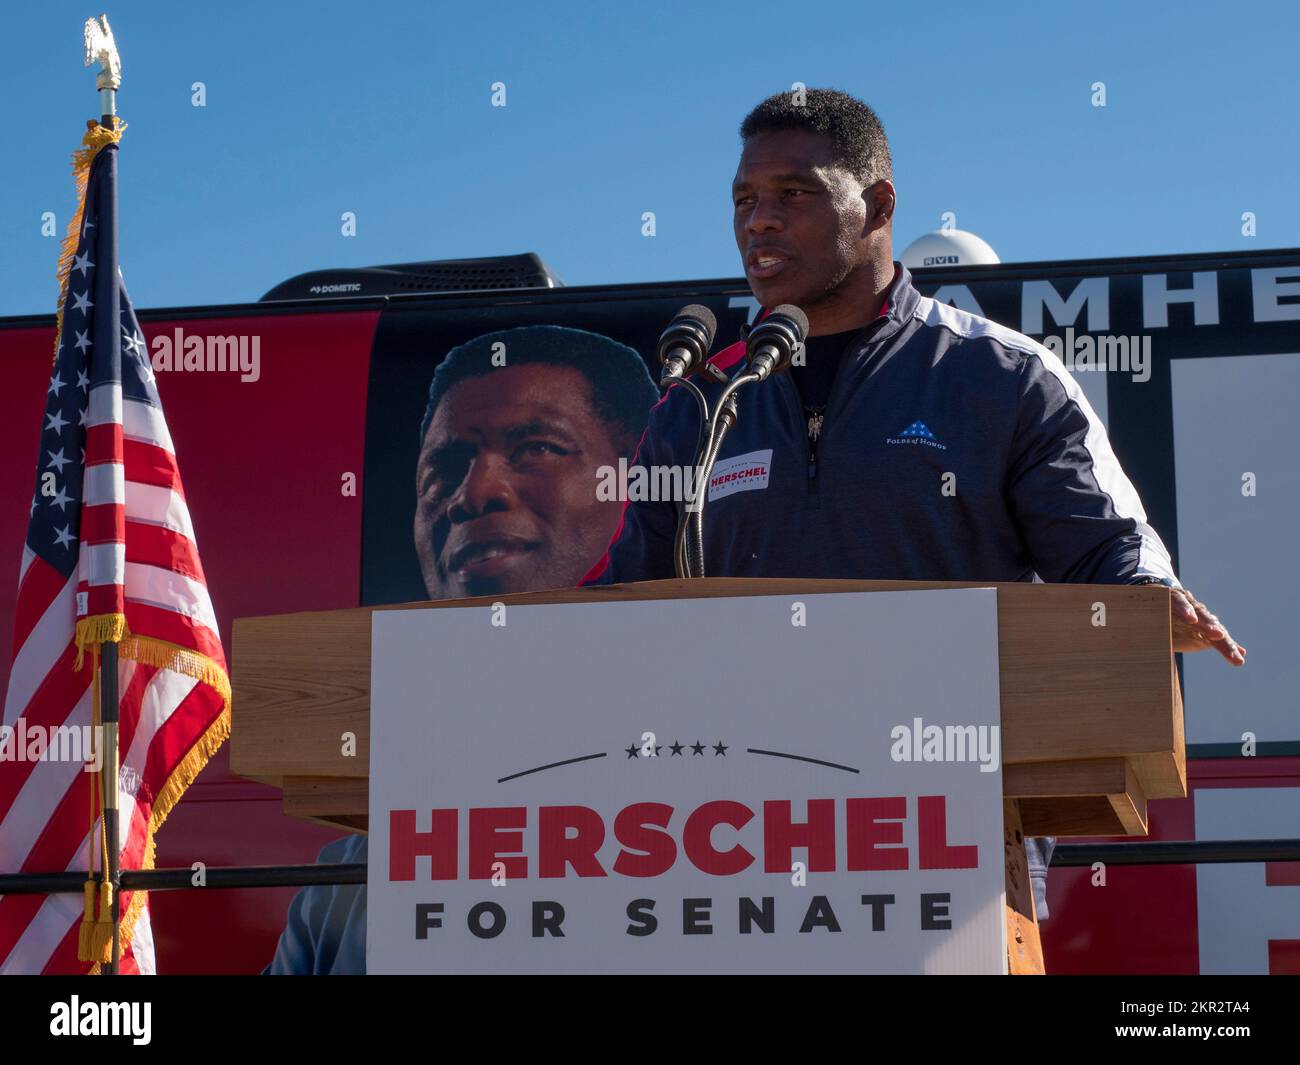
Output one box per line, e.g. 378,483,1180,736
656,305,718,384
746,305,808,381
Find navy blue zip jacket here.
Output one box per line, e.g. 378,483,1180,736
583,262,1182,920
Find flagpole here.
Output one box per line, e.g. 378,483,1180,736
100,644,120,975
84,12,123,978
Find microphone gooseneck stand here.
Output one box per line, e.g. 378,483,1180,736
671,305,809,579
670,376,712,578
653,305,720,579
682,383,748,578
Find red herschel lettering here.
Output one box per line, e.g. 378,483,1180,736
539,805,607,878
683,800,755,874
613,802,677,877
763,799,836,872
388,808,457,881
846,796,908,870
469,806,529,879
918,795,978,869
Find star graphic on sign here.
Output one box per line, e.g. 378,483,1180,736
74,330,92,354
30,497,38,517
72,251,94,277
78,406,88,427
76,369,89,391
50,484,73,511
46,448,71,473
44,410,69,435
48,373,65,397
53,525,74,550
140,360,156,385
669,741,684,756
123,330,144,358
71,290,93,315
625,744,638,759
713,741,728,757
690,741,706,756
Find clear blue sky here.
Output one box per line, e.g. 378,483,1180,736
2,0,1297,317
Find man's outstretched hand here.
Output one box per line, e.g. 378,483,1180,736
1171,587,1245,665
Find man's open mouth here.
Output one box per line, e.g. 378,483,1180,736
747,250,791,280
446,539,539,580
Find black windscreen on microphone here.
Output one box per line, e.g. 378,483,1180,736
656,304,718,383
745,304,809,381
771,304,810,345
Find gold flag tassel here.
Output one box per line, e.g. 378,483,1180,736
86,879,115,965
77,879,97,961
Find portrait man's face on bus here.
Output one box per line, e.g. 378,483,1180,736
414,355,644,601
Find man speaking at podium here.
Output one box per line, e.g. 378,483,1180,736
582,88,1246,923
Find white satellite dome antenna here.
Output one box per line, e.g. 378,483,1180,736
900,228,1000,269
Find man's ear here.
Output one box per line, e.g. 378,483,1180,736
867,180,896,228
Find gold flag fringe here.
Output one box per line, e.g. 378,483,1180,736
52,118,125,367
74,613,128,669
75,620,232,714
118,635,232,711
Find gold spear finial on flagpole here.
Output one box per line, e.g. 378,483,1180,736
83,14,121,127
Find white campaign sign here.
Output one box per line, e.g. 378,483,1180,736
367,589,1006,974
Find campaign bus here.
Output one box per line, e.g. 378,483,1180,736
2,246,1296,973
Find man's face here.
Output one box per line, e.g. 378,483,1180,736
732,128,876,311
414,363,625,600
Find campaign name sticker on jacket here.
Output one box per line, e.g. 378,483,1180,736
707,449,773,501
367,589,1006,974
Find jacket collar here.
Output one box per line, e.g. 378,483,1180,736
879,261,921,334
760,259,918,342
848,261,918,348
709,260,918,375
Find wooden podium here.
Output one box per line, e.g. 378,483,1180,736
230,578,1184,974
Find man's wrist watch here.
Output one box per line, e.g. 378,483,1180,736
1130,575,1179,589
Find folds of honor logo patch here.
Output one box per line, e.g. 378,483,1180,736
886,420,947,450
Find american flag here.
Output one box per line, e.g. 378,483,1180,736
0,128,230,974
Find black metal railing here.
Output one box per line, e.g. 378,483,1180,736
3,838,1298,894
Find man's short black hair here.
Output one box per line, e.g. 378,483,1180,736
419,325,660,458
739,88,892,185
